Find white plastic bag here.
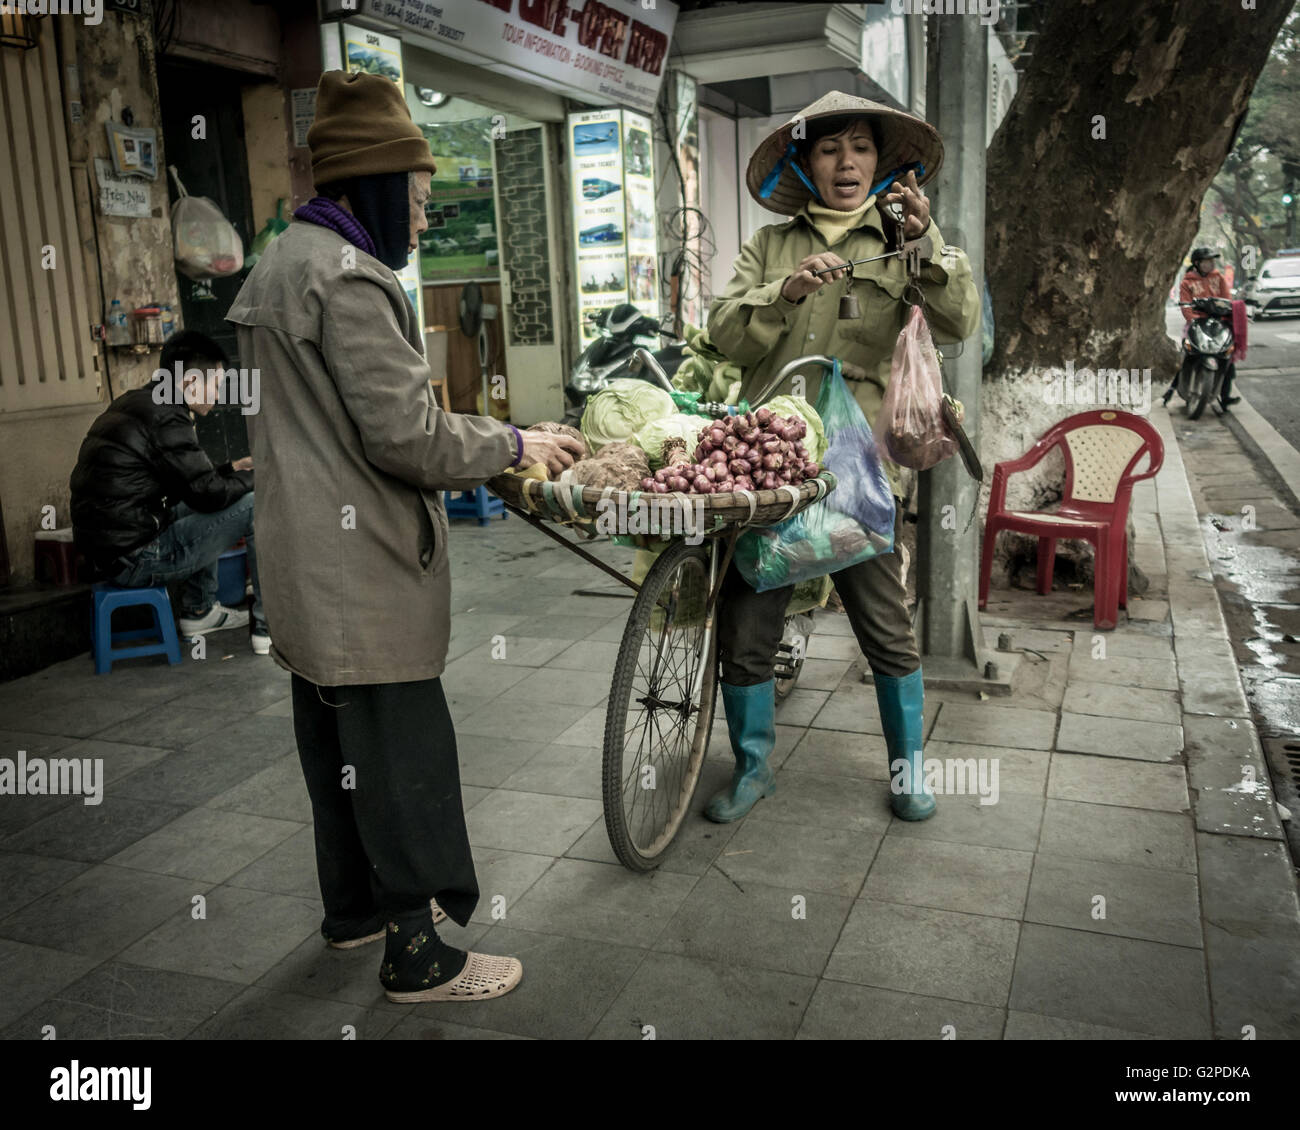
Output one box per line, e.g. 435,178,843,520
169,166,244,280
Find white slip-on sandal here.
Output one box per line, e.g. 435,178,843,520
431,898,448,925
384,951,523,1004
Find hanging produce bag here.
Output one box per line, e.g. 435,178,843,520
169,166,245,281
875,303,957,471
735,359,895,593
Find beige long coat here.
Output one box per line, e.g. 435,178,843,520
228,221,514,685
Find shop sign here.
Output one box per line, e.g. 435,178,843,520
568,106,658,344
94,158,150,218
324,0,678,115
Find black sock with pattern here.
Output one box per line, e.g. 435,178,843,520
379,906,468,991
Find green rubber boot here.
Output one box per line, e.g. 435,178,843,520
875,668,936,821
704,681,777,823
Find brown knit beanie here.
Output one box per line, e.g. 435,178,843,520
308,71,436,186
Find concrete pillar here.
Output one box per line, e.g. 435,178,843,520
915,13,989,682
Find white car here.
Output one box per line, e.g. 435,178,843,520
1243,256,1300,320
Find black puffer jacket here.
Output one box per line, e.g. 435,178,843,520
70,386,253,574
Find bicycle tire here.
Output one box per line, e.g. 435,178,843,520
602,540,718,871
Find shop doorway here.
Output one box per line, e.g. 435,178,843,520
158,60,257,461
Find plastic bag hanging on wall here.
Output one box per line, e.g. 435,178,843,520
168,166,245,281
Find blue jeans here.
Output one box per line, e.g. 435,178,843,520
112,493,265,633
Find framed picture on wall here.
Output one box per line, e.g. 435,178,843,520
106,121,160,180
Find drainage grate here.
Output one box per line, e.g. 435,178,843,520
1262,735,1300,790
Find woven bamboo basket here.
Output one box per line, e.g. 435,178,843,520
487,470,837,529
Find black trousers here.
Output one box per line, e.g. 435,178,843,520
290,674,478,929
716,534,920,687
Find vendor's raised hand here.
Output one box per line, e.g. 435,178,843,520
781,252,850,303
520,431,585,478
882,170,930,238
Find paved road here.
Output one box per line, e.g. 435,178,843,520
1165,302,1300,453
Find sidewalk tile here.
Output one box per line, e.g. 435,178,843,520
589,951,815,1040
797,981,1005,1040
824,899,1018,1008
653,874,852,978
927,703,1056,750
439,658,534,697
458,700,586,745
1,960,240,1041
551,705,608,748
456,733,539,789
118,885,318,986
748,770,893,834
715,820,880,899
226,826,317,900
1203,927,1300,1039
1196,833,1300,937
1038,799,1196,872
886,790,1044,852
182,713,298,760
107,808,303,883
925,742,1050,797
58,738,172,786
864,837,1033,920
1025,855,1202,947
1065,654,1179,691
418,927,646,1039
806,634,862,661
1176,653,1251,717
17,696,152,740
111,743,289,808
4,798,187,863
469,848,555,925
1060,682,1180,725
189,986,403,1040
385,1016,531,1040
1047,755,1189,813
0,939,100,1030
0,792,78,838
0,852,87,920
502,858,695,947
89,704,230,750
549,640,623,672
0,863,206,958
1183,716,1283,839
466,790,602,856
809,684,940,735
507,614,615,641
1055,713,1182,762
1008,923,1210,1038
509,666,610,708
499,743,603,800
1003,1011,1159,1040
773,688,830,727
207,757,312,823
790,658,854,691
782,728,890,780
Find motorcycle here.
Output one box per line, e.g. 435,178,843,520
563,303,685,427
1163,296,1235,420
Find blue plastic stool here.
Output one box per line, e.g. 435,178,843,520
216,546,248,606
91,583,183,675
444,486,506,527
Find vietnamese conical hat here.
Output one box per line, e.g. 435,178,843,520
746,91,943,216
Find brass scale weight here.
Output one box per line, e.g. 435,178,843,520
811,200,982,482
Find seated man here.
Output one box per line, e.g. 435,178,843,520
70,330,269,653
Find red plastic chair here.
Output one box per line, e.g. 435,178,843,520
978,410,1164,630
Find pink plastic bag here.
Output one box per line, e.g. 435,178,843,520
875,304,956,471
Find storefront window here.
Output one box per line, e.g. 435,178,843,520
407,90,543,285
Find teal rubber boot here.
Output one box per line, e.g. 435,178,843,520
704,681,777,823
875,668,936,821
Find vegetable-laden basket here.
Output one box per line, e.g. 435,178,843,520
487,470,837,530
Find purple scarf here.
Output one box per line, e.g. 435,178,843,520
294,197,377,258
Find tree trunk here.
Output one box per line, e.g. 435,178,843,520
978,0,1293,591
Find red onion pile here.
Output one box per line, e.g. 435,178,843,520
638,408,821,494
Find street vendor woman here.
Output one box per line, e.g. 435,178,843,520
705,92,980,823
227,71,581,1003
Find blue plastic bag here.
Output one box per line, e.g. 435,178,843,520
735,359,895,592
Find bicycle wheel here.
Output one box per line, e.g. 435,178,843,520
603,540,718,871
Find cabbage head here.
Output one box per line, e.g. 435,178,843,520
764,395,827,463
580,380,676,452
631,413,709,467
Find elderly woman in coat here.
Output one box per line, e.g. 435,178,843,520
704,92,980,824
228,71,580,1003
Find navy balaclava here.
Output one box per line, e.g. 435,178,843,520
331,171,413,271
